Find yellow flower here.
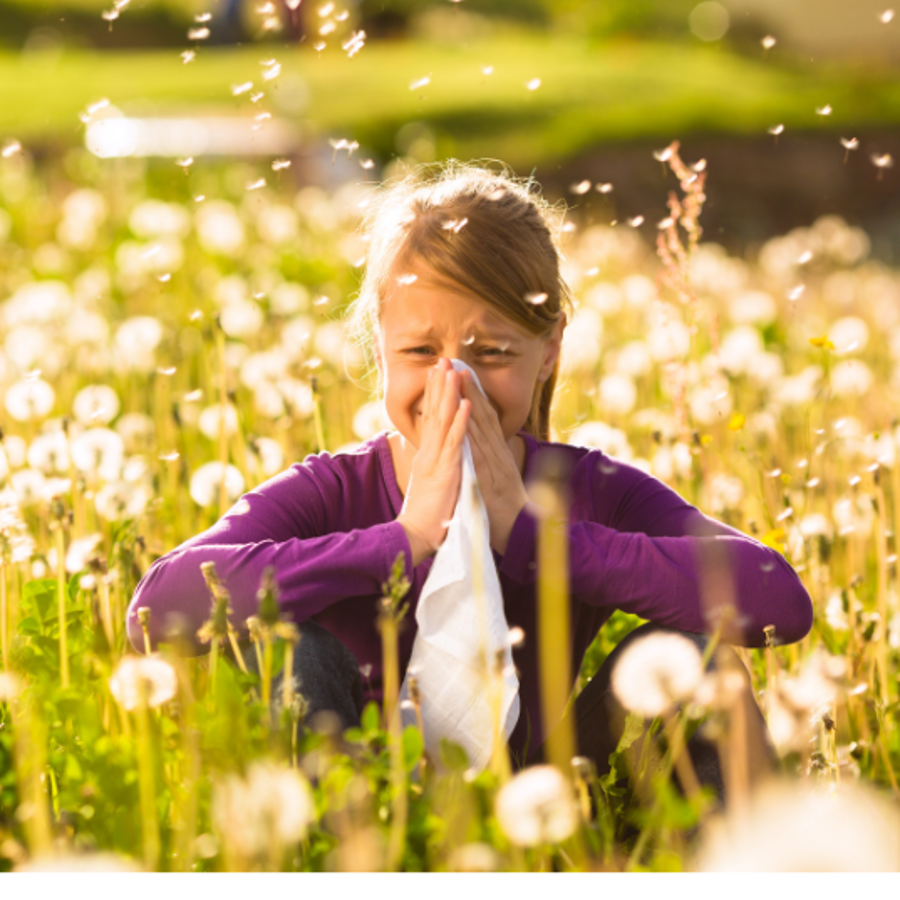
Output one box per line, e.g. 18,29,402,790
727,413,745,431
809,335,835,350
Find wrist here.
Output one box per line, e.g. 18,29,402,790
397,516,438,567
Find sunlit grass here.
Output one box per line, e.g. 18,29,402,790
3,35,900,165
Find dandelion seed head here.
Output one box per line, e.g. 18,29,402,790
611,632,704,717
768,124,785,136
841,137,859,150
109,655,178,710
761,35,776,49
526,78,542,91
495,766,578,847
872,153,893,169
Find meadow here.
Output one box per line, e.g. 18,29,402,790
0,129,900,871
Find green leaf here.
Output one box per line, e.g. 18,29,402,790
22,579,58,623
16,616,41,637
402,725,423,772
361,701,381,735
439,738,470,773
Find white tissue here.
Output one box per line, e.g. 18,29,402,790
398,359,520,772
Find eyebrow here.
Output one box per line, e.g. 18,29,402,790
396,326,522,342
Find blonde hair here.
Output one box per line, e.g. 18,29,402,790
345,161,573,441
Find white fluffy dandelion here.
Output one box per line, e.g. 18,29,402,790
611,632,704,718
108,654,178,710
495,765,578,847
190,462,245,508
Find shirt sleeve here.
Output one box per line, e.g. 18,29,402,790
498,456,813,648
126,460,414,655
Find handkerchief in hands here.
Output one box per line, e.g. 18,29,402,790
398,358,520,772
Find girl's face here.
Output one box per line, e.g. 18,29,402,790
374,261,565,451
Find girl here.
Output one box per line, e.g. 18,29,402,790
128,162,812,778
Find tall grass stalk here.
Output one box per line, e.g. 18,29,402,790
10,694,52,858
378,553,410,872
873,468,890,705
215,322,229,517
532,453,575,773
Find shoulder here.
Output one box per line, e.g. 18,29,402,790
241,431,389,530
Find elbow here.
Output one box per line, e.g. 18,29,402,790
755,564,814,647
126,556,205,656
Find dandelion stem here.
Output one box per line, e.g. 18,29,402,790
216,323,229,517
1,561,8,671
533,455,575,774
135,688,161,871
55,525,69,689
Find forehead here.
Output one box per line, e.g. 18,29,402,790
381,267,527,340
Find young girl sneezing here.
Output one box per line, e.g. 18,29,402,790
128,162,813,784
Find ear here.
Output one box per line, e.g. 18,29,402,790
537,312,566,383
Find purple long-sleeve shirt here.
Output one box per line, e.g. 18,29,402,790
128,429,812,757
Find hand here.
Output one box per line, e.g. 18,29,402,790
396,358,471,566
459,369,529,556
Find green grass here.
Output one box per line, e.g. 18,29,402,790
3,33,900,166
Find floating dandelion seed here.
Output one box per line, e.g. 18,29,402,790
788,285,805,301
881,8,895,22
570,180,591,194
246,179,266,191
187,26,210,40
410,75,431,90
271,158,291,171
232,82,253,96
442,217,468,233
797,250,813,264
254,111,271,123
841,137,859,150
653,146,674,162
526,78,542,90
657,217,675,229
396,274,418,286
176,157,194,168
1,139,22,158
482,65,494,75
319,21,336,35
816,104,833,116
256,1,275,13
761,35,777,49
101,9,119,24
262,61,282,81
194,194,205,202
195,11,212,22
335,9,349,20
462,334,475,345
872,153,893,179
628,215,645,227
250,91,264,103
360,158,375,169
343,30,366,56
524,292,548,306
596,182,613,193
312,41,326,51
318,1,335,14
768,124,785,136
181,50,196,64
184,389,203,402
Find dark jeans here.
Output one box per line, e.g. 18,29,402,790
264,620,775,798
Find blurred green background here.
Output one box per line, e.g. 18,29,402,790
1,0,899,250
